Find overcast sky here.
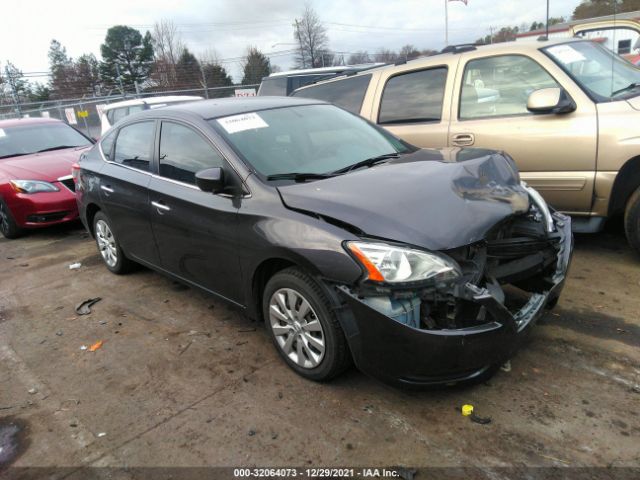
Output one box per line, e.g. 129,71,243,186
2,0,583,83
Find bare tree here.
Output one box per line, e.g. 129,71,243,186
151,19,184,87
399,44,421,61
348,51,370,65
293,4,329,68
374,48,398,63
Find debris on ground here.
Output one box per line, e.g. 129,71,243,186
68,263,82,270
79,345,87,351
501,360,512,372
56,330,63,336
248,429,256,436
97,432,106,437
69,419,78,427
187,330,211,337
237,328,256,333
88,341,103,352
470,413,492,425
461,404,474,416
27,388,38,395
178,341,193,356
75,297,102,315
461,404,492,425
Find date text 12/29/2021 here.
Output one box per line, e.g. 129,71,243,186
233,468,404,478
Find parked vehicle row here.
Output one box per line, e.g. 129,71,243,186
71,97,572,387
291,38,640,253
100,95,203,134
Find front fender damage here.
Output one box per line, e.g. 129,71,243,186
330,209,573,388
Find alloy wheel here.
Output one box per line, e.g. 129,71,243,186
268,288,326,369
95,219,118,267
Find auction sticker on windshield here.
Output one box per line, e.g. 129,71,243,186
217,112,268,134
0,128,5,138
547,44,586,64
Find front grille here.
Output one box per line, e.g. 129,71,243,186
27,211,69,223
58,176,75,192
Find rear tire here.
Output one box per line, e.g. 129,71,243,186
0,198,22,239
93,211,135,274
624,186,640,255
263,267,350,381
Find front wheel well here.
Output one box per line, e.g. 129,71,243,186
252,258,296,322
85,203,101,237
608,156,640,217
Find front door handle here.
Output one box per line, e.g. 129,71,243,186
451,133,475,147
100,185,114,193
151,201,171,212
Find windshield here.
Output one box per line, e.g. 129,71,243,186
0,123,91,159
544,41,640,101
211,104,411,178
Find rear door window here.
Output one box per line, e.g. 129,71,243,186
158,122,225,185
113,121,155,172
292,74,372,114
378,68,447,124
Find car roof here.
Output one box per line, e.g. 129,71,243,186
129,96,326,121
102,95,203,111
0,117,63,128
267,64,385,77
293,38,590,91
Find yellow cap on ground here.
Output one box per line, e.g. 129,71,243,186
461,404,474,416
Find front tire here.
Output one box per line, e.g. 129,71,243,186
93,211,134,274
0,198,23,239
263,267,350,381
624,186,640,255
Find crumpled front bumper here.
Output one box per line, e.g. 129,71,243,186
335,212,573,388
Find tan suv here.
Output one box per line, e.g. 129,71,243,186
292,39,640,253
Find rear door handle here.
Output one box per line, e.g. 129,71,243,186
451,133,475,146
151,201,171,212
100,185,114,193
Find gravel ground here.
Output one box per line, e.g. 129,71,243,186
0,221,638,478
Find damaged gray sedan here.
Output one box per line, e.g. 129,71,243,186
77,97,572,388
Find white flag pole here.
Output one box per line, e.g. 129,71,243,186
445,0,449,47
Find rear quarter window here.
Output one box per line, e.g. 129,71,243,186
378,67,447,124
292,74,372,114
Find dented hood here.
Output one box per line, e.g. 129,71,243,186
277,148,530,251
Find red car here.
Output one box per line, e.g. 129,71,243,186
0,118,93,238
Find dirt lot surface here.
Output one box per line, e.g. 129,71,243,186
1,221,639,477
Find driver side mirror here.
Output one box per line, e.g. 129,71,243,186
527,87,576,114
195,167,225,193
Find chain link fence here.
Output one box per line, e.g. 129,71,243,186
0,84,259,139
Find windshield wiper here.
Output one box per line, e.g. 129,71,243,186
35,145,81,153
611,82,640,97
267,172,336,182
331,153,400,174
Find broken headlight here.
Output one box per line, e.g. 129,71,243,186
346,241,461,284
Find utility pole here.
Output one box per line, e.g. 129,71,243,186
445,0,449,47
200,63,209,99
545,0,550,39
294,19,306,68
489,26,495,44
4,65,22,116
115,63,125,97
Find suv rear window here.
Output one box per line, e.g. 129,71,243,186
378,68,447,124
292,74,372,114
